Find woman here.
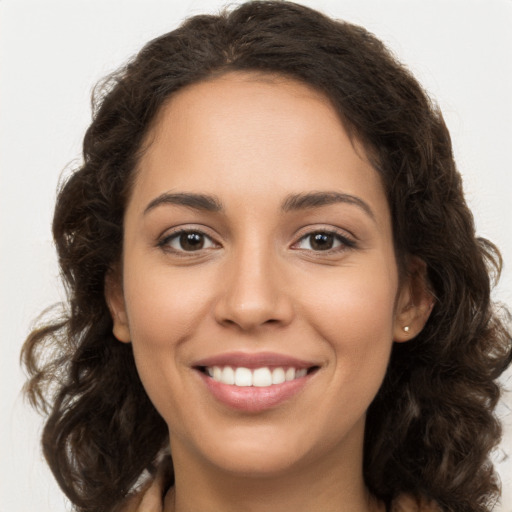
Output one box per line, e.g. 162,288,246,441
21,2,512,511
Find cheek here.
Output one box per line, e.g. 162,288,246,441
301,265,397,387
124,265,211,347
300,270,397,450
121,264,213,417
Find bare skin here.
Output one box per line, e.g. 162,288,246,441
107,72,433,512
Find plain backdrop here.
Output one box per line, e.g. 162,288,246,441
1,1,511,510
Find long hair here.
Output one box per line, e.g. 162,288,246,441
21,2,512,511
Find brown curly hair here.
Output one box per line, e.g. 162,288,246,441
21,2,512,511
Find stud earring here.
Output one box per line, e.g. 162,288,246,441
403,326,410,333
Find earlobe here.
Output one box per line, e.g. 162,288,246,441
393,257,434,343
104,270,131,343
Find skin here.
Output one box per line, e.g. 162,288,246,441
107,72,432,512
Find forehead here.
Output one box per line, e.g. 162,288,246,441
146,71,347,156
130,71,388,221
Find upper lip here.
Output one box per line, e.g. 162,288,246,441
193,351,319,370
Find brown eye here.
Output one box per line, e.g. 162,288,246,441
179,232,205,251
309,232,335,251
294,230,355,252
161,230,217,252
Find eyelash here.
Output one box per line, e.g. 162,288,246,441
157,227,357,255
293,229,357,253
157,229,218,255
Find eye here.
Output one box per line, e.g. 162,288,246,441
294,230,355,252
159,230,217,252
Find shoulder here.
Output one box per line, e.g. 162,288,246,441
118,457,173,512
391,494,441,512
117,479,167,512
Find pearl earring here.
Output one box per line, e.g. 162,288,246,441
403,326,410,333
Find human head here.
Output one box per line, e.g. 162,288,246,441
22,2,510,511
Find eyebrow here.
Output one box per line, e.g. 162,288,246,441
144,192,223,214
282,191,375,220
143,190,375,220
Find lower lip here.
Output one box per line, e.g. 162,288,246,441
197,370,313,412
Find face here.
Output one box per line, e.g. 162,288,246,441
107,72,426,479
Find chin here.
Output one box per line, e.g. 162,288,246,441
203,445,307,478
168,418,313,477
173,415,358,479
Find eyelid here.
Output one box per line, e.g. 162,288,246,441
155,224,357,255
157,226,221,254
291,226,357,252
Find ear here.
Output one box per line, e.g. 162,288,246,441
104,268,131,343
393,256,434,343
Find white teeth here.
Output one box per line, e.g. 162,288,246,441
253,367,272,387
206,365,310,387
285,367,296,381
221,366,235,385
235,367,252,386
271,367,286,384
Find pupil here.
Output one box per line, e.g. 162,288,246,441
311,232,333,251
180,232,204,251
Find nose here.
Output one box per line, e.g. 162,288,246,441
213,243,294,331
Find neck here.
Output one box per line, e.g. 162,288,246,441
165,421,382,512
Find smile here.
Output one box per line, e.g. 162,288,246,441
193,352,320,412
204,366,309,387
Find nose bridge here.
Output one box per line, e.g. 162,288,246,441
214,231,292,330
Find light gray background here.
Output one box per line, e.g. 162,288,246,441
1,0,511,510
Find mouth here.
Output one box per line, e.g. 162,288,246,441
196,365,319,387
192,352,321,412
